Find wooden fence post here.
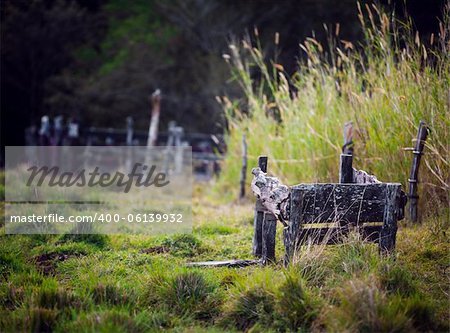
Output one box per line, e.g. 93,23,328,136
379,184,401,254
252,156,267,258
408,121,429,223
126,116,134,146
262,213,277,265
339,121,354,183
239,134,247,199
147,89,161,147
252,155,277,264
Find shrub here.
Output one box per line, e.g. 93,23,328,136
194,224,237,235
133,309,175,331
291,244,330,287
0,283,25,310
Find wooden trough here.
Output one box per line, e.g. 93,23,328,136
189,122,427,268
252,157,407,265
252,122,409,265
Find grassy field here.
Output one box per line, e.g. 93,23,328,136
0,193,448,332
1,5,449,333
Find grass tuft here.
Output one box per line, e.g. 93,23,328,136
161,234,205,257
30,307,59,333
58,233,109,249
163,271,222,320
222,286,275,331
379,261,417,296
325,276,412,332
91,283,134,306
273,271,322,331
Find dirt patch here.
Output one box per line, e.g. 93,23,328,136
140,246,169,254
34,252,83,275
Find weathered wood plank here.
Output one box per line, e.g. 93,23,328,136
186,259,260,268
297,225,382,245
284,189,304,266
379,184,401,254
284,183,401,260
252,156,268,257
340,154,354,183
290,183,399,224
262,213,277,264
258,156,268,174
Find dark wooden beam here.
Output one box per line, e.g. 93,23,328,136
408,121,429,223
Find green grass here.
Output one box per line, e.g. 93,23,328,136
0,199,448,332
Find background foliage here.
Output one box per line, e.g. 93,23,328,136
1,0,443,146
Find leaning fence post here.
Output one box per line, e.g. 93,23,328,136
408,121,429,223
339,121,354,183
239,134,247,199
252,156,267,258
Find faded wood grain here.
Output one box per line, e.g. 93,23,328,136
252,156,268,257
379,184,401,253
262,213,277,264
284,189,304,265
339,154,354,183
284,183,401,261
290,183,399,224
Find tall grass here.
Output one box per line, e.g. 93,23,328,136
217,4,449,216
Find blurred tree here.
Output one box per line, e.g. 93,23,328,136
47,0,363,134
1,0,105,145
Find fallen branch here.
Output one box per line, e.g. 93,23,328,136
186,259,260,268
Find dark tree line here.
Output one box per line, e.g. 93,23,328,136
1,0,444,148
